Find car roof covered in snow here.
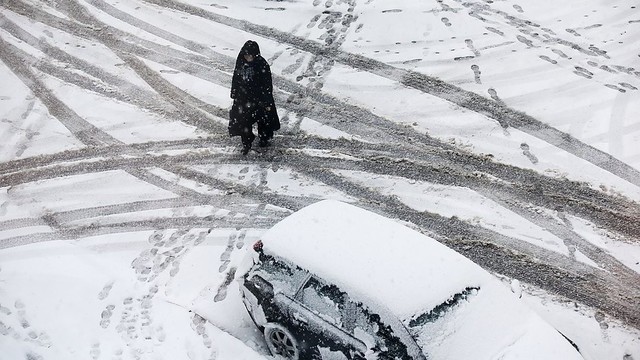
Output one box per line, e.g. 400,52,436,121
258,200,584,360
260,199,489,319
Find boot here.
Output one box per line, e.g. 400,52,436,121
258,138,271,147
241,143,251,155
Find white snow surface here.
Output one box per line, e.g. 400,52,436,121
0,0,639,359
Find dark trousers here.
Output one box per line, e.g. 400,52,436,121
241,127,255,148
240,120,272,148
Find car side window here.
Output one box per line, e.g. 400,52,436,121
342,299,379,350
299,278,381,351
299,277,345,326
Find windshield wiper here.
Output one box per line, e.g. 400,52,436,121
408,287,480,328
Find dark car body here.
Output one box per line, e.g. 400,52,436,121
240,245,424,359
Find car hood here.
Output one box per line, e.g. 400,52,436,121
406,280,583,360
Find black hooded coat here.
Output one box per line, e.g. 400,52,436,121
229,41,280,139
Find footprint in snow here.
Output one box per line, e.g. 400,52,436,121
26,352,43,360
600,65,617,73
214,267,237,302
516,35,534,47
566,28,581,37
98,282,114,300
0,303,11,315
487,88,501,103
90,343,101,359
594,311,610,341
520,143,539,164
539,55,557,65
573,66,594,79
209,3,228,10
486,27,504,36
551,49,569,58
100,304,115,328
471,64,481,84
605,84,626,93
307,14,321,28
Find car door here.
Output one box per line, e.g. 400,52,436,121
290,276,368,357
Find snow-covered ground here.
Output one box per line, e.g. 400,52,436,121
1,0,639,359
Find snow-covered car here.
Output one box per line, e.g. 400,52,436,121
238,200,583,360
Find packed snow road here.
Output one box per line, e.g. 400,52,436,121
1,0,639,356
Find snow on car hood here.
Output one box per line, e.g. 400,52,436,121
406,279,583,360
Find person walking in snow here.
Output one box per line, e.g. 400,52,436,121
229,40,280,155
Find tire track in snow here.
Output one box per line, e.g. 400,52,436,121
125,167,211,205
84,0,231,69
0,12,183,122
1,0,231,138
291,165,640,328
46,0,227,133
6,0,635,191
50,2,632,207
1,0,640,331
1,141,638,327
170,165,310,213
1,0,445,148
0,216,278,250
0,37,120,147
0,136,228,179
477,190,640,287
115,54,227,132
16,0,624,243
1,137,639,240
141,0,640,188
0,217,49,232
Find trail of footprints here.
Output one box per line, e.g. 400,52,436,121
0,299,51,359
456,1,640,93
0,268,51,359
95,229,212,359
213,229,246,302
288,0,357,96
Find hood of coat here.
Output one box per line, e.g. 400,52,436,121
240,40,260,57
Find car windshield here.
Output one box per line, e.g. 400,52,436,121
296,275,425,360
